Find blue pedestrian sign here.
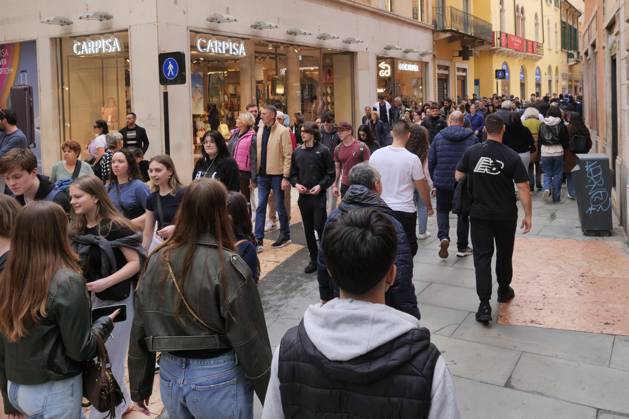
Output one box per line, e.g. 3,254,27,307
158,52,186,85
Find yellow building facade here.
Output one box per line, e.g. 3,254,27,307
436,0,567,99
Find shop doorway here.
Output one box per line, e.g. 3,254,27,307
456,67,468,101
437,64,450,102
500,62,510,96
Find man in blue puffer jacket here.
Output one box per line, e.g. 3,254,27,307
317,162,420,319
429,111,479,260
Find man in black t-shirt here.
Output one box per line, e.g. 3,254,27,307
455,114,532,323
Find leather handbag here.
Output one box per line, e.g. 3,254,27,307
83,333,124,417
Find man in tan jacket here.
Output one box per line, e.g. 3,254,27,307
253,105,293,252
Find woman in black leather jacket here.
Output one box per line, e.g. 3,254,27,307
0,201,115,418
129,178,272,419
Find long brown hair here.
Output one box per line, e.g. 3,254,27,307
408,125,430,164
148,155,183,194
0,201,82,342
158,179,235,301
69,175,138,235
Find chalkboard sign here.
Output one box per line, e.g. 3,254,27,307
574,154,613,236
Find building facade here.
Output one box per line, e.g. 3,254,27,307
0,0,433,176
582,0,629,238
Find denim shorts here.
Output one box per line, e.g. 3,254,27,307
7,374,83,419
160,351,253,419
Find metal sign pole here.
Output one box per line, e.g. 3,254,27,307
163,87,170,155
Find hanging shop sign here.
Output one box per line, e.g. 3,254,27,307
72,36,123,56
196,37,246,57
378,61,391,77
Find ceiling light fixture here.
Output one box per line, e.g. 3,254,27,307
384,44,402,51
78,11,113,21
317,33,339,41
41,16,73,26
342,37,363,44
206,13,238,24
250,21,278,30
286,28,312,36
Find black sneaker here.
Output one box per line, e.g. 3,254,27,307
497,286,515,303
475,301,492,323
304,261,317,274
271,237,292,248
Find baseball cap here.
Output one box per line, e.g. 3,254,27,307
337,122,352,131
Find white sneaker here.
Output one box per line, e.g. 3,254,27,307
264,220,277,232
417,232,432,240
543,189,552,202
456,247,473,257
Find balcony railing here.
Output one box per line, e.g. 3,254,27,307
433,6,493,43
492,31,544,57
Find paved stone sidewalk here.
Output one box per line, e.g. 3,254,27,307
256,191,629,419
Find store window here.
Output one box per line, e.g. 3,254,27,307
378,58,428,106
535,66,542,95
58,32,131,152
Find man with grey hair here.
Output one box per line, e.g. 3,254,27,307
316,162,420,319
429,111,478,259
390,96,403,125
97,131,124,182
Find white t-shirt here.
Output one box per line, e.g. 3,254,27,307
88,134,107,155
369,146,424,213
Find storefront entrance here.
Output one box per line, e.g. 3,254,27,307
57,32,131,153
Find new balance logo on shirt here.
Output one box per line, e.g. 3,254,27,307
473,157,504,175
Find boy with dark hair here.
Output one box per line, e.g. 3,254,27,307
0,108,28,155
263,207,459,419
0,148,70,213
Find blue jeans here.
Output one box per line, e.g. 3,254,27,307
414,191,428,235
541,156,564,202
255,175,290,240
160,352,253,419
8,374,83,419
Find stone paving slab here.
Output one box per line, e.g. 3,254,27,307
610,336,629,372
453,316,615,366
455,377,597,419
419,304,469,337
432,335,521,386
418,282,491,313
413,262,477,290
598,413,629,419
510,353,629,414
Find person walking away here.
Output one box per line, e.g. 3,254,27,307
69,176,145,418
539,106,569,203
290,122,335,274
455,114,532,323
50,140,94,184
390,97,403,125
107,149,150,228
227,191,260,282
193,130,241,192
407,125,433,240
357,124,381,153
333,122,371,198
119,112,150,153
503,111,535,178
370,120,434,256
317,163,420,319
142,155,185,251
0,201,116,418
320,113,341,214
564,112,592,199
428,111,478,258
0,195,19,272
228,112,257,202
253,105,293,252
129,179,272,418
421,105,447,143
263,208,460,419
522,107,542,191
0,148,71,213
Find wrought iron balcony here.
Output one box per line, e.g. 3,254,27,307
433,6,493,44
492,31,544,58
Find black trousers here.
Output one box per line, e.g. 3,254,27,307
393,210,418,256
298,194,327,262
470,217,517,302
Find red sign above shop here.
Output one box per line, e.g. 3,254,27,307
507,34,525,52
494,32,540,55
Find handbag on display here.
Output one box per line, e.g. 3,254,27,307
82,334,124,417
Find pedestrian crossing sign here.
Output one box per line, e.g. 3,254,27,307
159,52,186,85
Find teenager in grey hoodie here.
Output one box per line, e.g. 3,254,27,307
262,208,460,419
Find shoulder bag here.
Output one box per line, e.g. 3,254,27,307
82,334,124,417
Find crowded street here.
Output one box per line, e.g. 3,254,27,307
1,0,629,418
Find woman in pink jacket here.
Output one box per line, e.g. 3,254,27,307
228,112,257,202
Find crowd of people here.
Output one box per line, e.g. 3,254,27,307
0,89,590,419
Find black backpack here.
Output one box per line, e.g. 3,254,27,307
540,124,561,146
569,134,589,154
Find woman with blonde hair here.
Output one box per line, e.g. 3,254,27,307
129,178,271,418
0,201,116,418
142,155,185,251
69,175,145,418
228,111,257,202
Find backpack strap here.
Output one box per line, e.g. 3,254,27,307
71,160,82,180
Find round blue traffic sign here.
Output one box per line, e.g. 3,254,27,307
162,57,179,81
